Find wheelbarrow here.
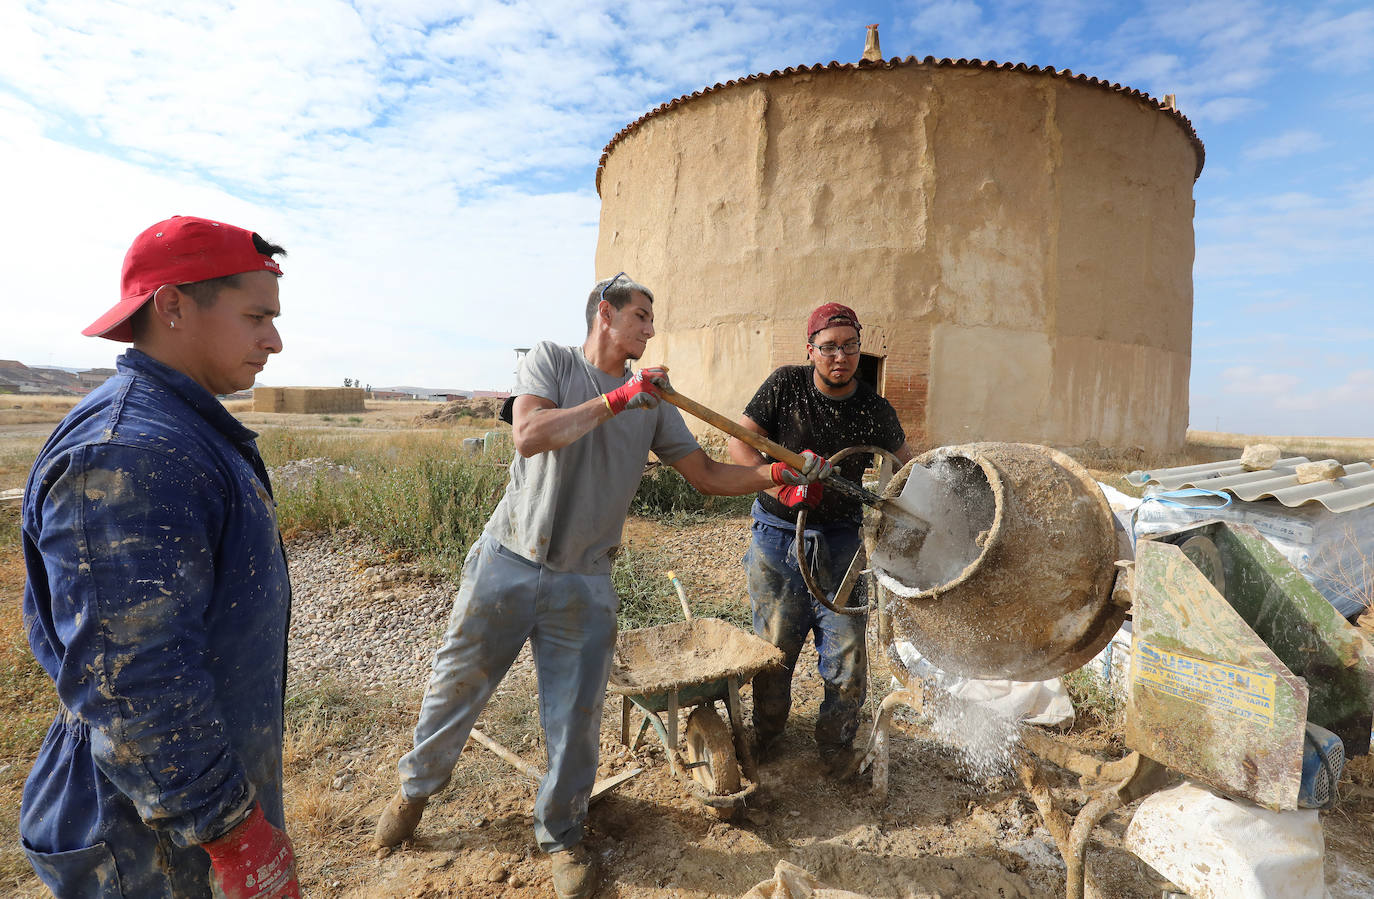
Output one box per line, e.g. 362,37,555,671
607,573,784,819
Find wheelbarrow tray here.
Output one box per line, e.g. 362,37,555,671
608,618,783,705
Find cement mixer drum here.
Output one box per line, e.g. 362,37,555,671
866,442,1124,680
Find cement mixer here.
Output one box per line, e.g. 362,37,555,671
841,443,1374,899
646,390,1374,895
863,442,1126,681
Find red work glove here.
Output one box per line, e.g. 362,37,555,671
603,366,668,414
203,803,300,899
778,482,823,510
770,450,831,486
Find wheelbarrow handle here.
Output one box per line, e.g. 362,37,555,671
666,571,693,621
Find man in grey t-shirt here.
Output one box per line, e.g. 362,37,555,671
374,273,828,899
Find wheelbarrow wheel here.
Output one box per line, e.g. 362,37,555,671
685,706,741,819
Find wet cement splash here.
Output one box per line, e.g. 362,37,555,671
922,683,1024,780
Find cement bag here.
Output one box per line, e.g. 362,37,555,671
1124,781,1330,899
892,641,1075,728
1134,488,1374,619
740,860,871,899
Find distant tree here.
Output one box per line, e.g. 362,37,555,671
343,378,352,387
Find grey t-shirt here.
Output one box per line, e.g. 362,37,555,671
484,340,700,574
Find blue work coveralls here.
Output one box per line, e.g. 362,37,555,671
20,349,291,898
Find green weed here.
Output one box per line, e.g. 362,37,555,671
612,544,751,630
1061,666,1125,732
631,464,753,519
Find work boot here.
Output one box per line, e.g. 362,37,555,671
819,745,860,779
550,842,600,899
751,728,782,763
372,789,428,849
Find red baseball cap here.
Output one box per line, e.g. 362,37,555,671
806,302,862,341
83,216,284,342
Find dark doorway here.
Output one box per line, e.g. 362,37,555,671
856,352,885,394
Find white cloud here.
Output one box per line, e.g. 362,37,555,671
0,0,846,389
1242,129,1328,161
1198,365,1374,436
1189,95,1263,124
1194,175,1374,281
1285,7,1374,74
1220,365,1300,397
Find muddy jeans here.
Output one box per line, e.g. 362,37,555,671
744,507,868,756
398,535,619,853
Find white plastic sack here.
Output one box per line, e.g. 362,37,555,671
891,641,1075,728
1133,489,1374,619
1097,481,1141,560
1124,781,1331,899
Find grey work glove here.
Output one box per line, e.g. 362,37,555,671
770,450,832,486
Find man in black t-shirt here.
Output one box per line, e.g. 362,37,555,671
729,303,915,774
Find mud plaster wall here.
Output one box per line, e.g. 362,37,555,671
253,387,365,414
594,66,1196,450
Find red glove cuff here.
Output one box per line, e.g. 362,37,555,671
204,803,299,899
604,370,662,415
778,483,823,509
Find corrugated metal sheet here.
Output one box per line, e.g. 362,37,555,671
595,55,1206,193
1127,458,1374,513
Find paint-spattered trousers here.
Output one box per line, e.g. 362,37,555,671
745,513,868,756
398,536,618,853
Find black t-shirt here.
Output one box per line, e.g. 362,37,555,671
744,365,906,525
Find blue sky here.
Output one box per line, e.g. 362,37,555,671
0,0,1369,437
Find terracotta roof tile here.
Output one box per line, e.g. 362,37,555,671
595,55,1205,193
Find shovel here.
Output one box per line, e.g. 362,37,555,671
656,385,931,536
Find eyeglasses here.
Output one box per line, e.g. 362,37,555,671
810,340,861,358
600,272,626,304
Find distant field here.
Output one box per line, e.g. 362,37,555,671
0,394,79,425
1187,430,1374,465
0,395,459,430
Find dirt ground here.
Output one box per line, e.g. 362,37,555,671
318,517,1374,899
6,406,1374,898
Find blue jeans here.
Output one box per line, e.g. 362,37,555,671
743,506,868,756
399,536,619,852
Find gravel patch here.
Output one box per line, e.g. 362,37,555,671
283,532,454,693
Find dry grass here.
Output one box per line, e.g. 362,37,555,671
1187,430,1374,465
0,505,58,896
0,395,81,413
0,394,79,427
2,415,1371,893
235,399,466,432
279,668,542,891
1,437,46,492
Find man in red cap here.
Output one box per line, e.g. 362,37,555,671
20,216,300,898
728,302,915,775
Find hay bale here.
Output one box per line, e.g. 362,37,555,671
255,387,364,414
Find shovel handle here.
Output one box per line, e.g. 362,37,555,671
658,386,890,509
658,388,810,471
